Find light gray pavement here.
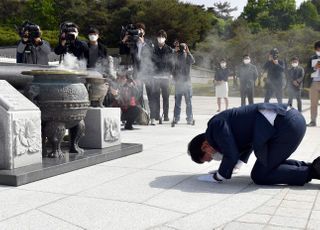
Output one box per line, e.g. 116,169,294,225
0,96,319,230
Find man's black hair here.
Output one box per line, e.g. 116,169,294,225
157,29,167,39
88,27,99,34
291,56,299,61
135,22,145,31
314,41,320,50
243,54,250,58
187,133,206,164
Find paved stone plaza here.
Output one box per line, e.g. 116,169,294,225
0,96,319,229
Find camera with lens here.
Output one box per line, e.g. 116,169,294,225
270,48,279,60
178,43,186,53
20,21,41,46
120,24,143,49
59,22,78,46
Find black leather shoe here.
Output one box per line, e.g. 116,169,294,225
124,124,134,130
311,156,320,179
307,121,316,127
164,117,170,121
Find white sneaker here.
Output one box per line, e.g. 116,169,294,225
150,119,156,126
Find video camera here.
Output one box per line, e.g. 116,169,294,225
59,22,78,46
19,21,41,46
120,24,143,49
178,43,187,53
270,48,279,60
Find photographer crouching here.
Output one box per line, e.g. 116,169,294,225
54,22,88,62
16,21,51,65
107,70,140,130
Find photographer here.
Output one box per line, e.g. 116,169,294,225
172,42,195,125
16,22,51,65
119,22,154,121
151,29,174,123
108,70,140,130
54,22,88,62
263,48,285,104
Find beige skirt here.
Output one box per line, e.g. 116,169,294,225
215,81,228,98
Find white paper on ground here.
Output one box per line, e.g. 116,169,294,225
197,174,220,183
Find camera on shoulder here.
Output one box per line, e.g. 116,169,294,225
120,24,143,47
59,22,78,44
19,21,41,45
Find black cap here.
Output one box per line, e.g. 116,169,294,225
88,27,99,34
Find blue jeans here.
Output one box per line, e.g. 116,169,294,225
174,82,193,122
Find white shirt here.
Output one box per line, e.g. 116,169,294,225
259,109,277,126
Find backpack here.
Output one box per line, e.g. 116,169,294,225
136,105,150,125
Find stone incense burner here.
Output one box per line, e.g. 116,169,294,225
22,69,90,158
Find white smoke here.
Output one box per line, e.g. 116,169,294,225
58,53,87,70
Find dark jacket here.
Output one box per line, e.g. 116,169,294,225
87,42,108,68
152,43,174,76
263,60,285,83
119,38,154,79
54,39,88,60
214,67,229,81
173,52,195,82
17,40,51,65
287,66,304,89
111,81,139,111
236,63,258,86
205,103,291,179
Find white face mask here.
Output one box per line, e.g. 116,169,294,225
89,34,98,42
220,62,226,68
211,152,223,161
243,59,251,64
157,37,166,44
291,62,298,68
316,51,320,56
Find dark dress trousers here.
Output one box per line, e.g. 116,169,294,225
205,103,310,185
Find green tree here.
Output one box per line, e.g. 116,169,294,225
208,1,237,20
311,0,320,13
241,0,297,31
0,0,26,26
25,0,58,29
297,1,320,30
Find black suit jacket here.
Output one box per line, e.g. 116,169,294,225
205,103,288,179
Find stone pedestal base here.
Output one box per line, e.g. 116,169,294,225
80,107,121,149
0,143,142,186
0,80,42,169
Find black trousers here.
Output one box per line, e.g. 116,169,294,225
146,78,170,119
264,80,283,104
145,80,158,120
154,78,170,119
251,109,310,186
121,106,139,126
240,83,254,106
287,87,302,112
